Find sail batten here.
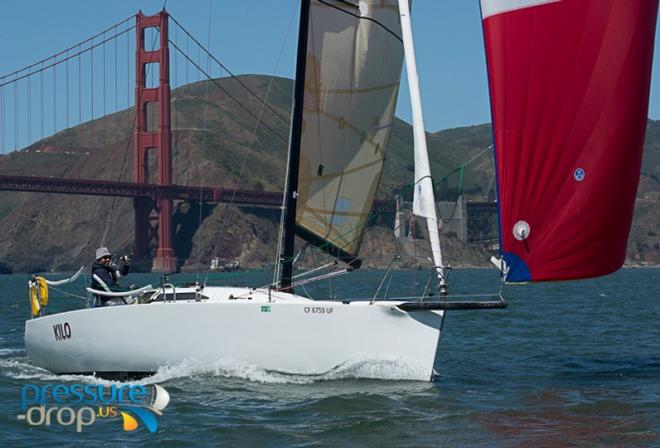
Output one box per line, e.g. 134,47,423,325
481,0,659,282
295,0,405,261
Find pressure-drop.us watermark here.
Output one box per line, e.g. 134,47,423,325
17,382,169,432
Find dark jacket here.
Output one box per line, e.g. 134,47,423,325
91,261,130,305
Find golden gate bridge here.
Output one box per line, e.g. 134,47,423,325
0,9,396,272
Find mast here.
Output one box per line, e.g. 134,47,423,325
398,0,447,294
278,0,311,291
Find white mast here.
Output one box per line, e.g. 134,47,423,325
398,0,447,293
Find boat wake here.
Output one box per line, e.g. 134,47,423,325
0,355,105,384
0,348,23,356
1,354,430,385
141,357,431,384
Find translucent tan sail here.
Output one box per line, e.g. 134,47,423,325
296,0,404,260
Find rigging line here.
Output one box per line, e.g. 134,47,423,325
53,57,57,135
13,82,17,150
435,144,493,225
115,24,118,136
90,38,94,148
168,39,288,143
0,16,134,81
100,19,161,248
126,21,130,126
196,39,201,83
101,29,159,245
411,212,418,297
40,63,44,139
168,15,290,125
438,144,493,182
78,47,81,126
0,27,135,88
103,30,107,148
206,0,298,286
273,0,300,285
47,285,88,301
463,144,493,167
173,23,178,89
317,0,403,44
0,87,3,153
65,49,69,129
437,201,459,225
27,69,31,145
371,255,400,303
420,273,434,302
383,274,392,300
197,0,213,283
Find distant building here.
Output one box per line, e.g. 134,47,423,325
394,196,498,243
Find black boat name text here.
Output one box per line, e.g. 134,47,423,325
53,322,71,341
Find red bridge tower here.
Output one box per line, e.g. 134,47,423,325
133,10,177,272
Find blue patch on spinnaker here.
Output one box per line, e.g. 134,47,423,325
503,252,531,282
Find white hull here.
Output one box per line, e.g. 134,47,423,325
25,287,444,381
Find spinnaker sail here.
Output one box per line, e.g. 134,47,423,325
295,0,405,263
481,0,658,282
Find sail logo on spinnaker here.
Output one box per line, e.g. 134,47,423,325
574,168,585,182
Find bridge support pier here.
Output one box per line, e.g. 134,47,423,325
134,10,177,272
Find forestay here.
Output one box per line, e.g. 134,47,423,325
481,0,659,282
295,0,404,263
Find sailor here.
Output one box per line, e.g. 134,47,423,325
91,247,130,306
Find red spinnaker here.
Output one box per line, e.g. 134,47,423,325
481,0,658,282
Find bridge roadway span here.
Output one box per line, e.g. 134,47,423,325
0,175,396,212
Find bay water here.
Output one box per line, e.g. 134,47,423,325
0,269,658,446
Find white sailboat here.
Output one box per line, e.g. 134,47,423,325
27,0,655,381
25,0,501,381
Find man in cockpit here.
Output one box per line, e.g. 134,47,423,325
91,247,130,306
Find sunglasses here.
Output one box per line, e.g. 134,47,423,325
100,256,111,260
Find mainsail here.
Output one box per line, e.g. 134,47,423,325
295,0,405,263
481,0,658,282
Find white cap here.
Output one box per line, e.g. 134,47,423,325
95,247,111,260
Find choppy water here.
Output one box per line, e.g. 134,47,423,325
0,269,658,446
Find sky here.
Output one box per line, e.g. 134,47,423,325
0,0,659,137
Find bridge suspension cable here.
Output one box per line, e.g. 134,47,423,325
168,14,290,144
169,15,290,126
0,16,134,83
0,15,136,154
167,39,288,144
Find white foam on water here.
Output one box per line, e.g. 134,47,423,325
0,357,62,381
143,358,316,385
326,358,430,381
2,353,428,385
0,348,24,355
143,356,429,385
0,357,114,385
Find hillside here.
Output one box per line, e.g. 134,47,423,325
0,75,657,273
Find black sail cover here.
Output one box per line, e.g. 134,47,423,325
295,0,405,264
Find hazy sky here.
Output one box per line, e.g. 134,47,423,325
0,0,659,135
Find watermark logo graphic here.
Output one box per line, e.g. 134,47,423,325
16,383,170,433
120,385,169,432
